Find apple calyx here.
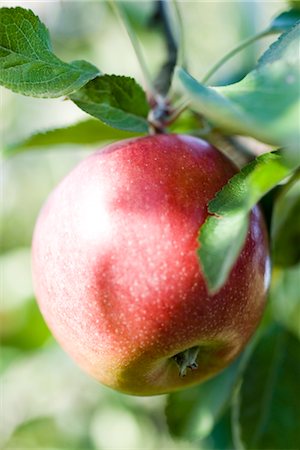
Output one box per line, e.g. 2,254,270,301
172,346,200,377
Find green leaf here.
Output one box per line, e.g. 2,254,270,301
69,75,150,132
236,325,300,449
2,418,83,450
289,0,300,9
2,298,51,350
258,20,300,65
0,7,99,97
176,23,300,147
199,213,249,293
269,265,300,339
3,119,142,157
209,152,294,214
166,358,240,441
272,173,300,267
269,9,300,33
169,109,204,134
0,347,22,374
199,152,293,292
201,410,234,450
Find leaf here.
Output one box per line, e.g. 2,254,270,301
2,298,51,350
0,7,99,97
235,325,300,449
209,152,294,214
0,347,22,374
271,173,300,267
258,20,300,65
166,358,240,441
269,9,300,33
199,213,249,293
2,418,82,450
269,265,300,339
201,410,235,450
176,23,300,147
4,119,142,157
199,151,293,292
290,0,300,9
0,344,105,447
169,109,202,134
69,75,150,132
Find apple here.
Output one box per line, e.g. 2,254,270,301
32,134,269,395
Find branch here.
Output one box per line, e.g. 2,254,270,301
150,0,178,96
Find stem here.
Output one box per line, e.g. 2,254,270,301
110,0,157,99
201,29,269,85
222,136,257,163
231,379,246,450
151,0,186,97
171,0,186,69
152,0,178,96
165,99,190,124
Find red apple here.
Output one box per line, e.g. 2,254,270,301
32,134,269,395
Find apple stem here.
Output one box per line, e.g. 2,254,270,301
148,94,172,134
172,346,200,377
148,95,190,134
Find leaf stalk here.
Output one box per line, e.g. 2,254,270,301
201,30,269,85
110,0,158,100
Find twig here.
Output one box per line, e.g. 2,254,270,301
201,30,269,85
110,0,158,99
151,0,178,96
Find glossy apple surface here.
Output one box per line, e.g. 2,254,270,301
32,134,269,395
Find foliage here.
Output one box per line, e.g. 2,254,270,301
4,119,141,157
269,8,300,32
199,151,294,292
166,357,241,441
176,22,300,148
69,75,150,132
271,172,300,266
0,7,99,97
236,325,300,449
1,2,299,449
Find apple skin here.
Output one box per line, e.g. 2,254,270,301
32,134,269,395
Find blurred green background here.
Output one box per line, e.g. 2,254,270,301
0,1,290,449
